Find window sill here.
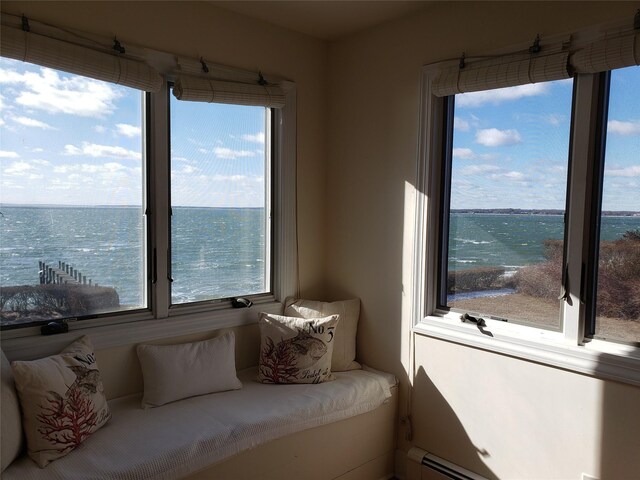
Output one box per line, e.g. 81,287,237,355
0,300,282,361
414,315,640,387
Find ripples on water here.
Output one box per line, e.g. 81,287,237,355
0,206,267,308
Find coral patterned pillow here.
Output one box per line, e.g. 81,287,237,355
11,336,111,468
257,312,339,384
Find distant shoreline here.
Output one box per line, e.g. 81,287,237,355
1,205,638,216
451,209,640,217
0,204,265,210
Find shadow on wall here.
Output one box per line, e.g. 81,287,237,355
412,366,496,479
595,354,640,480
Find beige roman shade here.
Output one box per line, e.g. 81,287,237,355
431,24,640,97
570,31,640,73
432,46,571,97
173,74,285,108
0,25,163,92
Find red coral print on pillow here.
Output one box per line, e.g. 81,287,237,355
36,365,109,454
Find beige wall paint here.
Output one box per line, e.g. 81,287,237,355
326,2,640,478
1,0,328,298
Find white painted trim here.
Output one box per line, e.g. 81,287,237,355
273,81,298,301
414,317,640,387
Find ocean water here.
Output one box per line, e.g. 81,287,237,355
448,213,640,273
0,205,267,309
2,207,638,313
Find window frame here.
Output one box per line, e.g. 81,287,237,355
0,71,298,357
413,65,640,387
166,84,275,313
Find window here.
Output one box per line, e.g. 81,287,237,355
417,29,640,363
442,80,573,330
169,95,271,306
589,66,640,344
0,58,147,328
0,21,297,338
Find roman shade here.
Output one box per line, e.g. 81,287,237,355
431,26,640,97
570,31,640,73
0,25,163,92
172,74,286,108
431,47,571,97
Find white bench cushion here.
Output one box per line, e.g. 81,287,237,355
3,367,395,480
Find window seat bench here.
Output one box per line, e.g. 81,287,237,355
3,366,397,480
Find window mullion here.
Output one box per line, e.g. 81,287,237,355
149,82,170,318
563,73,602,345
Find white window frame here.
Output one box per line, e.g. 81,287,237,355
1,72,298,360
413,65,640,387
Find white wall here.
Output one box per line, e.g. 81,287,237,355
326,2,640,478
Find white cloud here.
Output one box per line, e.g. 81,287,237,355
453,148,475,159
607,120,640,136
606,165,640,177
491,171,527,181
53,162,128,174
0,66,121,117
242,132,265,144
0,150,19,158
454,117,470,132
460,164,500,175
475,128,522,147
63,142,140,160
116,123,141,138
544,114,562,126
94,125,106,134
3,161,34,176
12,115,55,129
213,147,256,160
178,165,199,174
457,83,549,108
32,159,51,166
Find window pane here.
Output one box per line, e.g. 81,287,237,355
0,58,146,328
170,94,269,305
444,80,573,329
594,66,640,343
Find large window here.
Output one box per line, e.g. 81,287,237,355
0,25,296,337
426,65,640,348
0,58,147,328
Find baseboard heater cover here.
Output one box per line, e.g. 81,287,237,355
407,447,488,480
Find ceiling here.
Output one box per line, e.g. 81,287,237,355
209,1,433,41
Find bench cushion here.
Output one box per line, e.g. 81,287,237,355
3,366,395,480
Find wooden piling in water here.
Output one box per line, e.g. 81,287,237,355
39,261,95,287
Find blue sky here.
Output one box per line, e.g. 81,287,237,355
451,66,640,211
0,58,637,211
0,57,266,208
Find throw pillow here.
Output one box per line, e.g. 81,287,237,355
284,297,361,371
11,336,111,468
1,349,24,472
137,331,242,408
257,312,339,384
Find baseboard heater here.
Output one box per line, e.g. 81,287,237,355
407,447,488,480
